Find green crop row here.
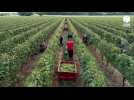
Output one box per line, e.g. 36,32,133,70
24,19,64,87
0,18,56,54
0,18,62,86
69,19,107,87
77,20,130,53
91,22,134,44
73,17,134,44
0,16,49,32
0,17,55,43
72,18,134,60
71,18,134,86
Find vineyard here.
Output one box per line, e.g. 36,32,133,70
0,16,134,87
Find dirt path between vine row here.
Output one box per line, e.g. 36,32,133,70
77,32,131,87
87,45,130,87
15,31,56,87
53,22,82,87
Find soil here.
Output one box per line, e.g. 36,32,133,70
53,23,82,87
15,53,41,87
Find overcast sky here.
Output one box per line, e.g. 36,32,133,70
0,12,17,13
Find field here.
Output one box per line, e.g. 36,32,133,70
0,16,134,87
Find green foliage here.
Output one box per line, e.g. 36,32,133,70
24,19,64,87
71,17,134,86
69,20,107,87
18,12,33,16
0,18,62,86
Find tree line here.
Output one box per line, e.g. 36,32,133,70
17,12,134,16
1,12,134,16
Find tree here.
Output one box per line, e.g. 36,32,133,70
19,12,134,16
35,12,48,16
18,12,33,16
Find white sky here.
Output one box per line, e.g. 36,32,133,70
0,12,17,13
